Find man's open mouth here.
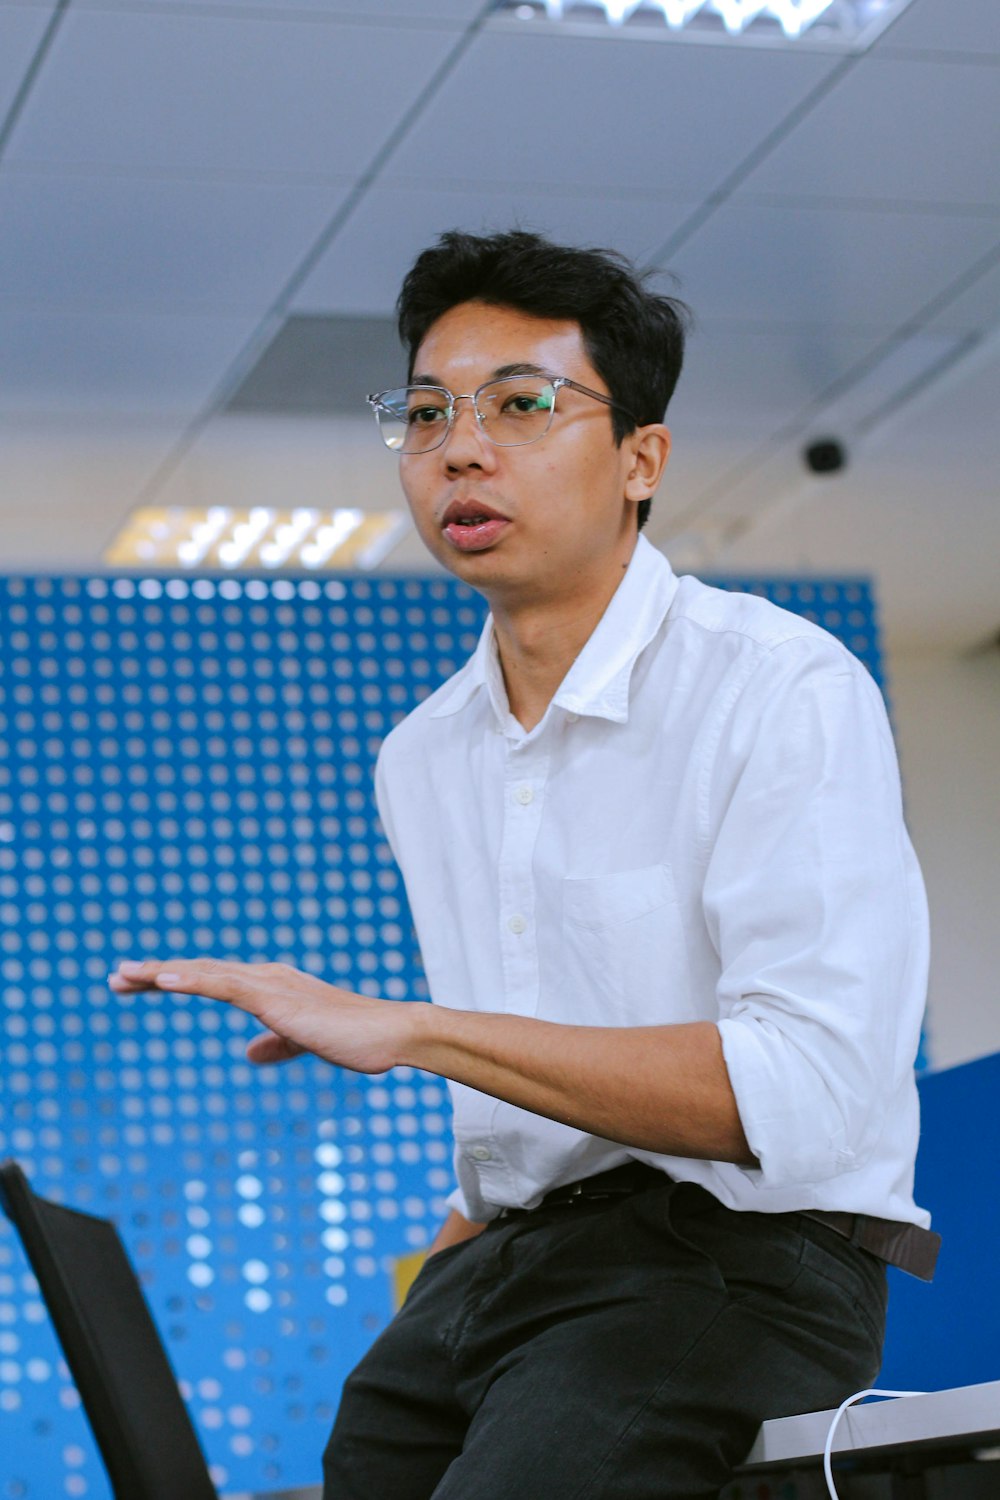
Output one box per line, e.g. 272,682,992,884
440,505,510,551
441,501,509,528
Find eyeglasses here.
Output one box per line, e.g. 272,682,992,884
366,374,636,454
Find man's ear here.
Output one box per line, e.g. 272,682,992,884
624,425,671,503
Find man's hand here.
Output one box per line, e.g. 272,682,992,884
108,958,422,1074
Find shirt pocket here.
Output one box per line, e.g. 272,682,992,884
559,864,694,1025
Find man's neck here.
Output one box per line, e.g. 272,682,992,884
489,543,637,732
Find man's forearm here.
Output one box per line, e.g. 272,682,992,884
405,1008,756,1167
108,959,755,1166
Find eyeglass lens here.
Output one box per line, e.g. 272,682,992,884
376,376,557,453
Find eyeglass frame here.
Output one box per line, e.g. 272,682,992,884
366,373,639,454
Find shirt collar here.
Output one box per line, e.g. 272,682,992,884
551,535,679,724
429,535,679,726
427,613,496,720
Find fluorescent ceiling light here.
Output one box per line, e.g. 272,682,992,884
497,0,917,47
105,507,410,573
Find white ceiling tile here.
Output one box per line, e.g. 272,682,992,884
863,327,1000,461
0,5,55,119
921,251,1000,336
647,428,766,533
0,173,352,313
800,328,969,434
0,309,264,416
151,413,406,514
0,423,190,570
668,323,885,432
739,54,1000,207
343,0,485,14
664,338,1000,652
335,1,484,15
716,442,1000,653
292,183,695,315
5,11,459,177
104,0,487,15
666,202,1000,328
385,30,839,195
878,0,1000,57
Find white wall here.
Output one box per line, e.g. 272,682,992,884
887,646,1000,1071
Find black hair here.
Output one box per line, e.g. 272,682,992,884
396,229,689,531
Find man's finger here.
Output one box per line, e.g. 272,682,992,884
111,957,248,1003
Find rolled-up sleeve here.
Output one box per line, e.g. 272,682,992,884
708,637,929,1190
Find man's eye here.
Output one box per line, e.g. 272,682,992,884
407,405,447,426
502,392,549,415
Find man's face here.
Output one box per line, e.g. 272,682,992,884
398,301,650,604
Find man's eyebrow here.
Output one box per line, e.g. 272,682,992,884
493,363,550,379
409,363,553,388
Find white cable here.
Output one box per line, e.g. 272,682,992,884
823,1387,926,1499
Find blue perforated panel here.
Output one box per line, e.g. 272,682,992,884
0,570,896,1497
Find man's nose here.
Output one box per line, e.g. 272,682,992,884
442,396,495,467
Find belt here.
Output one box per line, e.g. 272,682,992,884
801,1209,941,1283
495,1162,666,1220
496,1164,941,1282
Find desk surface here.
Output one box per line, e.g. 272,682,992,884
230,1381,1000,1497
741,1379,1000,1470
228,1489,321,1499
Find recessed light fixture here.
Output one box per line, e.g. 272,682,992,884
493,0,916,48
105,507,411,573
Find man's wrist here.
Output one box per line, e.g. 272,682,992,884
398,999,440,1069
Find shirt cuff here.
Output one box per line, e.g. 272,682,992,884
718,1014,859,1189
446,1181,498,1225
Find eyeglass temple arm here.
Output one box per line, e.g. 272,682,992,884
558,378,638,425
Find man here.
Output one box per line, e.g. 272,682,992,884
111,230,935,1499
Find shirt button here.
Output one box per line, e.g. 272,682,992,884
507,914,527,935
470,1146,492,1162
515,784,534,806
566,712,580,724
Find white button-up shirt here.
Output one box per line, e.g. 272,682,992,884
375,537,931,1228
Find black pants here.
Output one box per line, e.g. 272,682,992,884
322,1178,887,1500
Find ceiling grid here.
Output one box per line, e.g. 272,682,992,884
0,0,996,648
0,0,68,161
118,1,498,502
